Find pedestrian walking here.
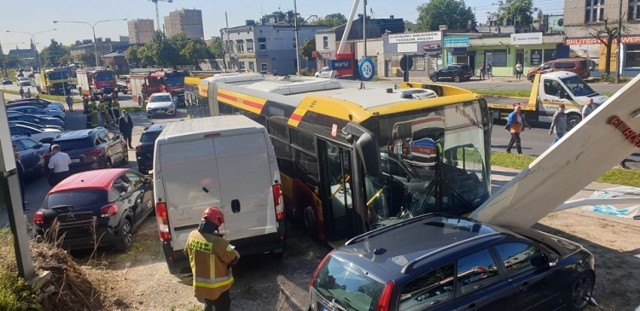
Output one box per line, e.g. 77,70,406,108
515,62,523,80
82,95,90,114
14,148,27,209
65,94,74,112
486,63,493,79
47,144,72,187
118,110,134,149
185,207,240,311
479,62,485,80
25,88,32,98
549,103,568,146
505,103,531,154
582,98,596,120
78,86,83,97
19,87,25,98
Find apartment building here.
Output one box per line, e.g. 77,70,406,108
128,19,155,44
164,9,204,39
564,0,640,75
221,20,327,75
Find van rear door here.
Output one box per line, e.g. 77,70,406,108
214,131,277,241
158,138,222,250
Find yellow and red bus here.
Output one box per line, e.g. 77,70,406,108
186,74,492,244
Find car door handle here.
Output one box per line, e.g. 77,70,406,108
520,281,530,291
231,199,240,213
465,303,477,311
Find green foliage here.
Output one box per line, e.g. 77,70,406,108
125,45,142,67
313,13,347,27
180,39,213,69
301,39,316,61
78,52,96,67
128,32,212,69
467,88,532,97
40,39,71,67
0,230,42,310
489,0,535,28
208,37,225,59
416,0,476,31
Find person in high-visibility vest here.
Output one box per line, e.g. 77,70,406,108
184,206,239,311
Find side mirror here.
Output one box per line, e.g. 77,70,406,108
546,252,559,267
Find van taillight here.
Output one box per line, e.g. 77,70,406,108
376,280,395,311
85,149,102,156
272,183,284,221
100,203,119,217
155,201,171,241
309,251,332,287
33,210,44,225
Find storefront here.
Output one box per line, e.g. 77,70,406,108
565,36,640,77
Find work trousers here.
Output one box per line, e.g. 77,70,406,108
203,290,230,311
506,132,522,154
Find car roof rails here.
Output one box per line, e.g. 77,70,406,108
400,232,502,274
143,122,155,130
344,213,436,246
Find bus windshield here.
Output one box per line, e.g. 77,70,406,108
94,71,114,82
363,100,491,229
46,71,69,80
164,75,184,87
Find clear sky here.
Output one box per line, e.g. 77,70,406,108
0,0,564,51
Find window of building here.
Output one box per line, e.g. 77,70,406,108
258,38,267,51
585,0,605,23
625,44,640,67
323,36,329,49
249,61,255,72
630,0,640,20
246,39,254,53
236,40,245,53
261,63,268,73
227,40,235,53
485,50,507,67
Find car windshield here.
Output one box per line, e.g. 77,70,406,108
312,256,385,311
55,138,93,151
94,71,114,82
561,76,597,97
140,130,162,143
164,75,183,87
44,189,107,210
47,71,70,80
150,95,171,103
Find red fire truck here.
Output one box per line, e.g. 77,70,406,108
76,68,117,97
129,69,188,106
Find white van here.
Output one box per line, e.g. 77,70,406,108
153,115,286,274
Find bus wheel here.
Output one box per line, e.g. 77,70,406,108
567,113,582,130
303,206,315,233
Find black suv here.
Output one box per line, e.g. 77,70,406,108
308,214,595,311
429,64,473,82
135,123,167,174
48,127,128,173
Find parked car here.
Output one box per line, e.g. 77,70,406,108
10,124,62,143
429,64,474,82
8,113,66,129
47,127,128,174
8,98,66,112
17,77,31,86
308,214,595,311
526,58,591,82
9,105,66,120
135,123,168,174
146,92,176,118
1,77,12,85
12,136,50,179
33,168,154,252
9,120,64,131
315,67,332,78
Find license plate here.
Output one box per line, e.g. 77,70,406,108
71,159,80,163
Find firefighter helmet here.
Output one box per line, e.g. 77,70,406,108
202,207,225,228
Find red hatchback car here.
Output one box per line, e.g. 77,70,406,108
34,168,154,252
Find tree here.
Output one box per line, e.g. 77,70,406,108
416,0,476,31
180,39,213,69
40,39,70,67
313,13,347,27
588,18,622,76
125,45,142,67
489,0,534,29
209,37,225,59
146,31,180,68
78,52,96,67
301,38,316,62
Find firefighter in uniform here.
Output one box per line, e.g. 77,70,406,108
184,207,239,311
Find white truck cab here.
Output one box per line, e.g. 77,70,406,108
153,115,286,274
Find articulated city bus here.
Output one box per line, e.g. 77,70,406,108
188,74,492,244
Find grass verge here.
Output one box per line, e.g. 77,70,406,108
491,152,640,187
0,229,41,310
1,90,82,103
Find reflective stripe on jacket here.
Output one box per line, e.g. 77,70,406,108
184,230,240,300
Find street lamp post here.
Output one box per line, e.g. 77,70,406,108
5,29,56,71
53,19,126,67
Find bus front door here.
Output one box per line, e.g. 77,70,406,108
319,140,355,243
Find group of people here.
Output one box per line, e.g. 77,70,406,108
479,62,492,80
18,87,33,98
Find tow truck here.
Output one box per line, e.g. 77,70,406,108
129,69,188,107
488,71,609,128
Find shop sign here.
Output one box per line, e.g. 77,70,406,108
510,32,543,45
389,32,441,43
565,36,640,45
444,36,470,48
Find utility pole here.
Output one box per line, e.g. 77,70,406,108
363,0,368,58
616,0,623,83
223,11,230,70
294,0,300,75
150,0,173,33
